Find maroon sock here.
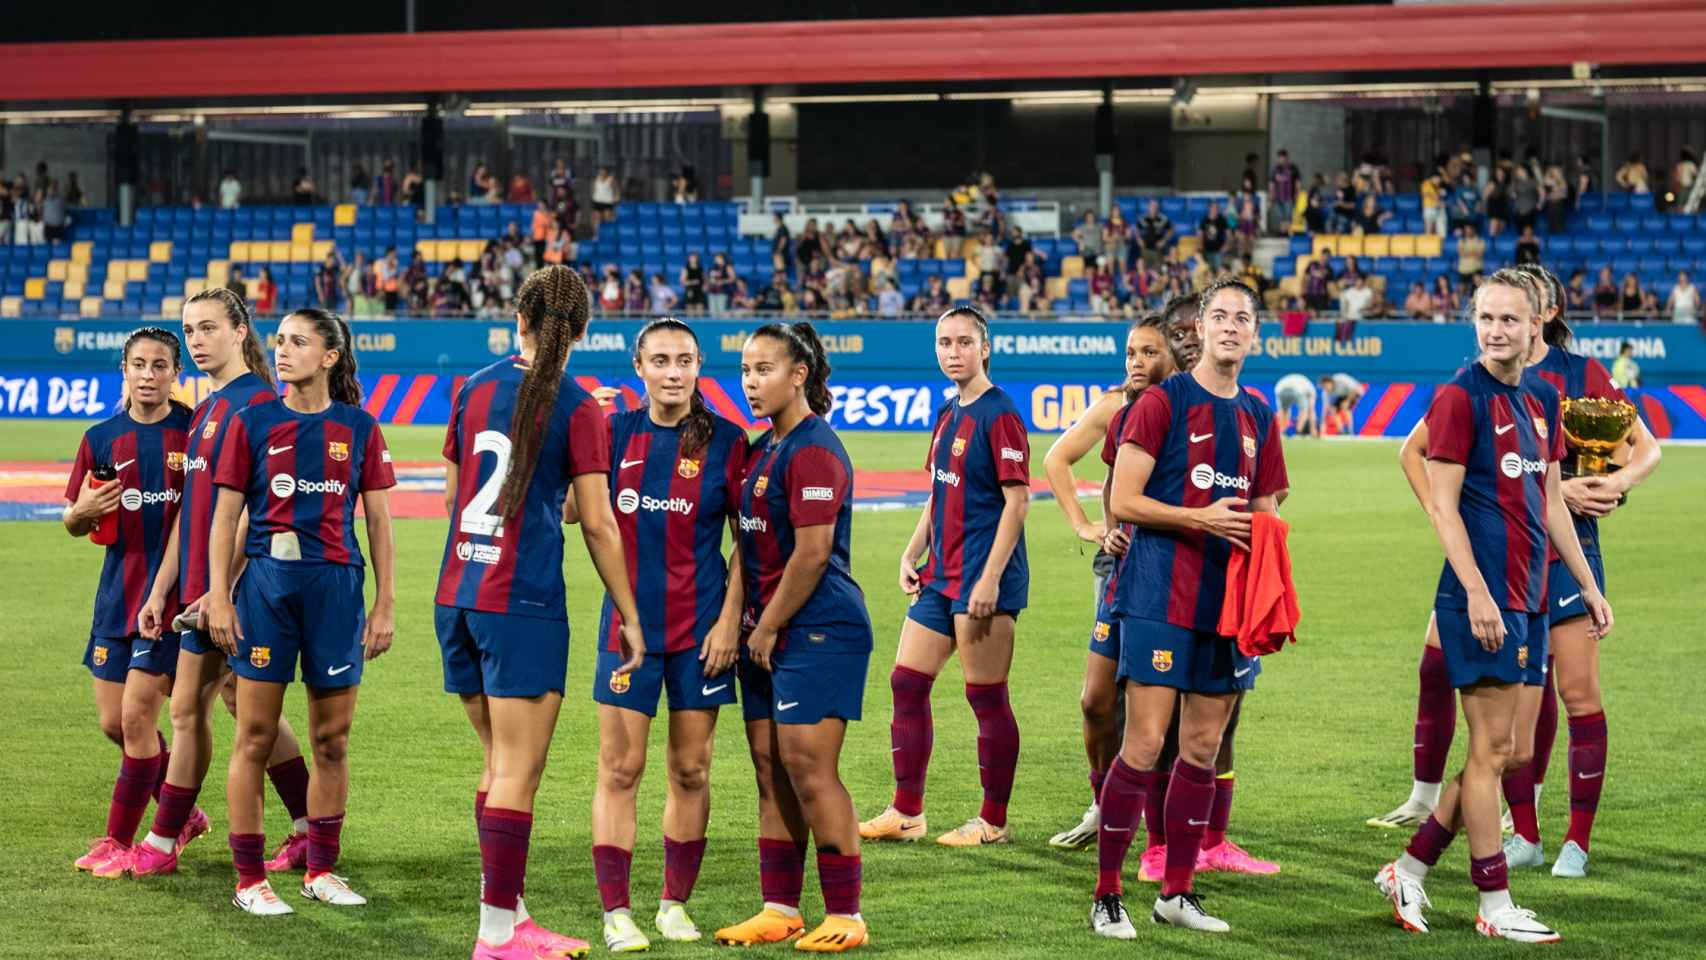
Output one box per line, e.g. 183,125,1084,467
1502,765,1540,843
306,813,344,875
1405,815,1455,868
1088,766,1108,807
592,844,633,911
1161,760,1215,896
150,781,200,841
1202,774,1234,850
817,851,861,916
1470,852,1509,892
1564,711,1608,852
662,836,707,903
1413,645,1455,784
106,751,162,846
480,807,531,910
151,731,169,802
230,832,266,887
1094,757,1149,898
1530,659,1558,786
888,666,934,817
966,681,1019,828
757,837,807,908
267,756,311,825
1144,771,1170,850
475,790,488,833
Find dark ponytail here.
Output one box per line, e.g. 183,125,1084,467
499,265,591,518
1515,262,1572,348
752,320,833,417
120,325,193,414
185,286,273,388
284,308,362,406
635,317,715,456
938,304,992,372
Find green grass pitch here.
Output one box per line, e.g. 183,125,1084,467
3,419,1703,959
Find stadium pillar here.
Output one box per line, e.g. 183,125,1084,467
1095,81,1116,219
113,109,139,227
421,100,444,224
1472,76,1494,187
748,88,769,213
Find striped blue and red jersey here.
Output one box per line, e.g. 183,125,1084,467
1529,345,1624,559
1424,362,1564,614
919,386,1030,606
1115,373,1288,631
66,407,192,638
436,357,609,619
215,399,396,566
178,373,275,604
1097,397,1139,611
737,414,872,652
600,408,749,654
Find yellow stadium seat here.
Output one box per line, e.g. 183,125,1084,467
1177,236,1201,259
961,237,980,262
268,241,291,262
206,259,229,283
1061,255,1085,280
1279,276,1301,297
0,296,20,317
47,260,69,281
1415,234,1443,258
1295,258,1311,278
946,276,972,299
80,297,103,318
150,241,173,263
1389,235,1417,257
1362,235,1390,258
67,262,89,284
161,296,183,317
415,240,436,261
311,240,334,261
932,238,947,259
459,240,484,262
24,278,46,300
1336,235,1364,257
126,261,151,281
291,223,316,245
436,240,460,261
333,204,358,227
1045,276,1068,300
184,278,208,298
63,279,85,300
1313,235,1339,257
289,243,313,262
71,241,94,264
228,242,250,262
104,278,128,300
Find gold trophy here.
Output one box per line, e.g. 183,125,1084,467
1560,397,1637,500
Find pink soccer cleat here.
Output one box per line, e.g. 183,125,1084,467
1201,840,1280,875
75,837,125,872
178,806,211,850
473,932,555,960
1136,845,1167,883
263,832,308,872
516,918,591,958
90,844,136,878
129,841,180,877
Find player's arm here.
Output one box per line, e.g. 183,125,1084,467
1398,418,1432,514
967,482,1029,621
1042,392,1117,543
1542,463,1612,639
63,437,119,537
360,489,396,661
443,462,459,518
1584,416,1660,508
561,485,580,525
897,494,932,595
1110,442,1252,551
202,487,246,655
1422,460,1503,651
572,472,644,674
139,521,183,638
747,522,833,671
702,528,744,677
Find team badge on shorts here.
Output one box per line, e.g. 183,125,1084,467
202,418,219,440
1242,434,1257,458
1093,622,1110,643
166,450,186,471
678,458,700,479
753,475,769,495
1152,649,1173,672
609,670,630,695
1517,645,1529,668
250,646,271,668
951,436,967,457
92,645,109,666
328,441,350,462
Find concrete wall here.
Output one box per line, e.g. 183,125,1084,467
2,125,109,207
1268,100,1346,184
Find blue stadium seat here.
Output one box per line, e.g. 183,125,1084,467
1394,195,1422,214
1423,257,1448,274
1611,255,1639,274
1625,236,1654,255
1601,193,1631,212
1597,236,1627,255
1613,215,1643,232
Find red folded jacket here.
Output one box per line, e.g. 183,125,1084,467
1216,512,1300,657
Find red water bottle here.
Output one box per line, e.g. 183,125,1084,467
89,463,119,546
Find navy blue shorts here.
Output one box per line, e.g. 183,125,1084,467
904,585,1020,638
594,644,737,717
1547,555,1606,629
1435,606,1549,688
180,627,218,656
85,635,133,682
737,641,869,726
1116,616,1259,694
436,604,567,699
1088,570,1122,663
232,558,365,689
127,632,181,677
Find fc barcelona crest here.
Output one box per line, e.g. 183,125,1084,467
1152,649,1173,673
609,670,630,695
1093,622,1110,643
328,440,350,462
54,326,75,354
166,451,186,471
249,646,272,669
488,326,513,356
202,418,219,440
1242,434,1257,458
754,474,769,496
951,436,967,457
1533,417,1548,440
677,458,700,479
92,644,109,666
1517,645,1529,669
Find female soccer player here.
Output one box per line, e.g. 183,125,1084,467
131,290,313,880
1042,316,1173,849
1091,280,1288,938
714,322,873,953
436,265,643,959
1374,269,1610,943
581,319,749,951
66,327,192,877
202,308,397,915
859,306,1030,848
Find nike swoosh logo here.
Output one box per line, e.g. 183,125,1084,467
1577,770,1603,779
1234,666,1253,678
269,445,293,455
1559,593,1580,606
620,459,645,469
777,701,799,712
1495,424,1515,435
1187,819,1209,827
1189,432,1213,443
327,664,352,676
113,459,136,471
701,684,728,696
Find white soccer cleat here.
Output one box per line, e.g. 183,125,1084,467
654,902,701,942
604,910,651,952
1366,799,1433,830
302,872,368,906
232,879,295,916
1501,806,1515,836
1551,840,1589,878
1090,893,1137,940
1375,861,1431,933
1503,834,1546,869
1477,903,1561,943
1150,892,1230,933
1050,804,1102,849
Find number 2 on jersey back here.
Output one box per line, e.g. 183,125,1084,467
459,429,513,537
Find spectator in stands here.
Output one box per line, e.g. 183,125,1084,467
404,255,431,311
1101,206,1130,274
1073,210,1104,264
1330,174,1358,233
1193,200,1228,270
1004,225,1034,277
614,269,640,313
291,167,317,206
473,276,505,317
219,170,242,209
859,220,888,260
1303,258,1331,313
1430,274,1458,320
591,166,620,223
976,228,1005,278
1455,223,1485,279
1592,266,1619,318
698,253,732,314
1619,272,1648,318
1667,270,1700,324
64,171,82,208
1512,165,1541,232
1564,269,1588,314
795,218,822,270
1233,190,1259,259
941,197,967,258
1673,150,1700,205
530,201,554,264
1303,187,1327,234
467,163,493,205
349,162,371,206
770,213,792,273
1239,153,1261,195
1542,164,1569,234
974,271,1002,316
1515,225,1542,265
41,180,66,244
375,247,402,311
548,158,573,208
316,252,342,310
1421,170,1446,237
1338,272,1376,321
598,266,624,312
374,161,398,206
670,171,699,204
542,220,571,265
756,271,789,312
252,267,277,315
729,276,755,311
1016,251,1046,314
1615,151,1650,194
1611,341,1641,387
1135,199,1171,269
648,273,678,315
889,201,916,251
680,252,707,313
1354,195,1390,235
911,273,951,314
1269,149,1300,235
402,164,425,208
343,251,369,313
507,171,535,204
225,265,248,303
1449,172,1480,232
798,286,827,314
1088,257,1115,315
0,186,13,246
1339,255,1365,285
1403,280,1431,319
1480,165,1510,236
876,278,904,318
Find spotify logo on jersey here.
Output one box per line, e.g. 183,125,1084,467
616,488,640,514
1190,463,1216,490
1500,452,1546,479
271,474,297,498
121,489,143,511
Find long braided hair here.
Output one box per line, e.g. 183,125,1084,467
498,265,591,518
283,308,363,406
634,317,715,456
120,326,194,415
184,287,273,387
751,321,833,417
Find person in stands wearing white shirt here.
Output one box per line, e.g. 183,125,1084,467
219,171,242,210
1339,273,1377,321
591,167,621,224
1666,270,1700,325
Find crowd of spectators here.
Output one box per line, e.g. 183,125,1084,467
0,162,80,246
